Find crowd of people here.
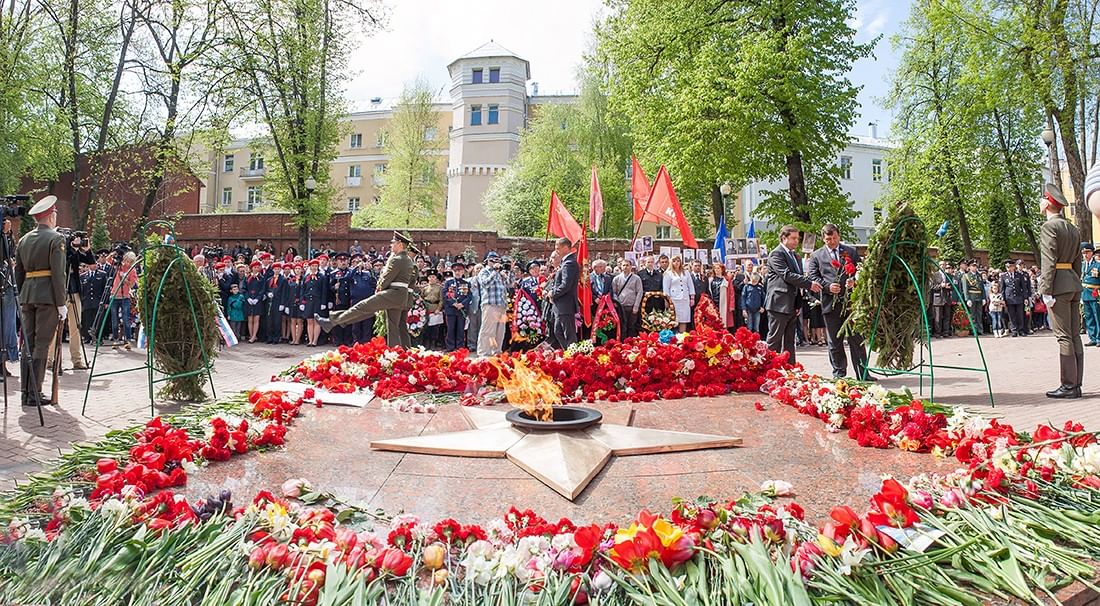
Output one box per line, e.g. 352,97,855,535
930,258,1052,338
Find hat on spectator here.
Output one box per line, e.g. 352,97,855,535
1082,242,1095,252
308,258,320,266
335,252,349,260
526,260,541,271
272,261,283,269
214,262,226,270
450,259,466,268
484,251,500,262
249,260,261,268
317,254,329,261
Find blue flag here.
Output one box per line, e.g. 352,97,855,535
746,219,755,239
936,220,949,238
714,214,729,261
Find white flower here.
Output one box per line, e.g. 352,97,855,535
760,479,794,496
592,570,613,592
98,498,128,519
1069,444,1100,476
991,447,1018,474
22,528,47,542
836,537,869,575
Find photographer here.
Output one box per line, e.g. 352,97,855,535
62,229,95,369
1,220,17,378
475,251,508,357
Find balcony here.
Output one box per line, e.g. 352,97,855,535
345,176,362,187
240,167,266,179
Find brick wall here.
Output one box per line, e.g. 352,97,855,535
172,211,1038,266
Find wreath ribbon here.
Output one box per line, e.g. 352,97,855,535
592,293,621,342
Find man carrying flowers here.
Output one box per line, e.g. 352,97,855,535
807,223,871,380
442,260,472,352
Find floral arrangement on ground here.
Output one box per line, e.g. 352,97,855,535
0,329,1099,605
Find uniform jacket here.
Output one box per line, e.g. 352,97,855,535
638,268,663,292
330,269,351,309
931,270,954,307
1039,215,1082,297
1082,258,1100,302
442,276,471,315
764,245,814,315
375,251,418,309
998,270,1031,305
349,268,376,302
15,223,67,306
81,269,108,310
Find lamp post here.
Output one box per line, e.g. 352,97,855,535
719,181,732,225
304,176,317,257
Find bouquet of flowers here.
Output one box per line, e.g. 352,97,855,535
641,292,677,332
406,295,428,338
692,294,724,331
510,288,544,344
951,304,971,335
591,294,621,344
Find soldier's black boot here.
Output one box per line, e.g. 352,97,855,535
33,358,53,405
315,314,333,333
1046,385,1081,399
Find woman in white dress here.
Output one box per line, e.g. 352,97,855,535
663,256,695,331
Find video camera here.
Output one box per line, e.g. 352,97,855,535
201,244,224,260
0,195,30,219
57,228,90,250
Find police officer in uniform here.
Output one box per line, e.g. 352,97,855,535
318,232,418,349
1081,242,1100,346
329,253,352,346
1038,183,1084,399
347,253,376,344
14,196,67,406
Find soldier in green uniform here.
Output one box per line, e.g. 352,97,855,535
14,196,67,407
317,231,419,349
1082,242,1100,346
1038,184,1084,399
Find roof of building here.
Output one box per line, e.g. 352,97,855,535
448,40,530,78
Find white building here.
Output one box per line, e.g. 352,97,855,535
737,125,894,244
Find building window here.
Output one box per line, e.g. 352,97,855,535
246,186,263,211
372,195,381,204
423,126,437,141
348,197,360,213
470,105,482,126
872,158,883,182
220,187,232,207
373,163,387,185
656,226,672,239
840,156,852,180
348,164,361,177
471,68,483,84
350,133,362,148
375,131,386,148
223,154,234,172
249,152,264,171
487,104,499,125
489,68,500,83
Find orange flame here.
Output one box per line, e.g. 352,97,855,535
491,358,561,421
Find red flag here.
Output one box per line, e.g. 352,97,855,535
547,191,583,244
577,225,592,327
588,165,604,233
644,166,698,248
631,156,652,222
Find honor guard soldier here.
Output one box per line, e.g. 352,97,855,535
14,196,67,407
1082,242,1100,347
318,231,418,349
442,260,472,351
1038,184,1084,399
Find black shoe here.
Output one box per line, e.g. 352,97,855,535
315,314,333,333
1046,385,1081,399
1087,342,1099,347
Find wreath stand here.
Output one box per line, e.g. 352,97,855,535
861,216,994,406
81,221,217,417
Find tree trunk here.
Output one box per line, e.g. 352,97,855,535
943,160,974,260
785,152,810,223
709,184,724,229
299,222,309,256
1047,112,1063,191
1055,109,1092,242
991,108,1041,259
65,0,82,229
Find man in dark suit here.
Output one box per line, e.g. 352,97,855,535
931,262,954,337
807,224,869,379
550,237,579,349
765,225,821,364
998,260,1031,337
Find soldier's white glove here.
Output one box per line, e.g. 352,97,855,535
58,306,68,322
1043,295,1055,309
328,302,334,309
278,305,285,313
268,292,274,299
299,304,305,311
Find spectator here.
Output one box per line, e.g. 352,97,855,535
613,259,643,338
989,281,1006,337
662,256,695,332
476,252,509,357
741,273,764,335
549,238,580,349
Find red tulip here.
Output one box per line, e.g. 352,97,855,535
96,458,118,474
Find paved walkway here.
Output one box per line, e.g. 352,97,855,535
1,331,1097,488
797,330,1100,431
0,342,299,489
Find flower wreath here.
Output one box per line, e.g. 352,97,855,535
510,287,544,344
640,292,677,332
591,294,621,344
692,294,724,331
406,294,428,338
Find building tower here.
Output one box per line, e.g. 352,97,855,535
445,41,530,230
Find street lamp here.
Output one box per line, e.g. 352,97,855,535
1040,128,1059,190
304,176,317,256
719,182,732,227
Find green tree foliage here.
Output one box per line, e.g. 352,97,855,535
91,201,111,251
886,0,1045,261
356,79,445,228
987,197,1012,268
223,0,386,252
598,0,873,236
484,62,633,238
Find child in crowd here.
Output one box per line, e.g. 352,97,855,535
741,273,765,336
227,283,246,339
989,282,1006,337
